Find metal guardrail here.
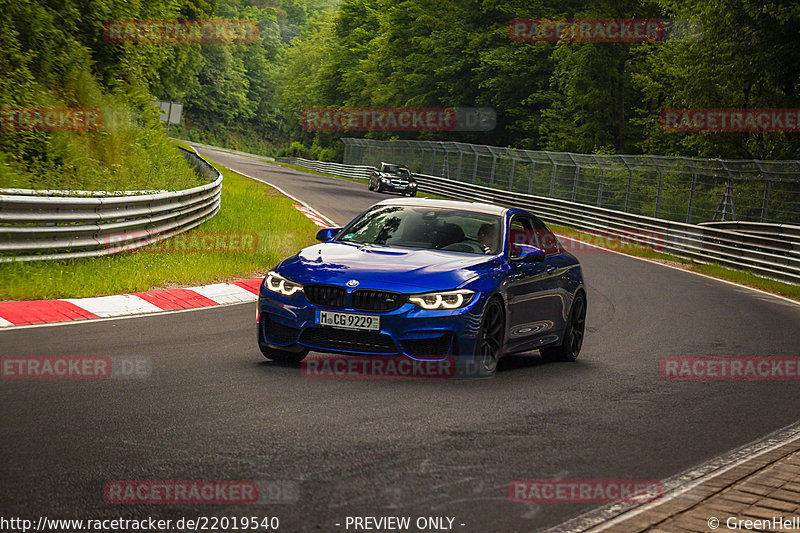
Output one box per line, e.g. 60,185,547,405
275,157,373,180
412,173,800,284
280,157,799,284
699,221,800,246
0,147,222,262
341,138,800,226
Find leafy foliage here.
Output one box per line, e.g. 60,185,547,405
278,0,800,160
2,0,798,190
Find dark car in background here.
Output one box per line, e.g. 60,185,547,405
368,162,418,196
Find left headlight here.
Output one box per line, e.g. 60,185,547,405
265,270,303,296
408,289,475,310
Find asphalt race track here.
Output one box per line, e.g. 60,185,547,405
2,144,799,532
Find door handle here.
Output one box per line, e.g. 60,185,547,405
546,265,558,274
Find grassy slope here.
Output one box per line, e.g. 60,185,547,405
0,81,203,192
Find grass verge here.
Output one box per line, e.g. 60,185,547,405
688,263,800,300
0,161,319,300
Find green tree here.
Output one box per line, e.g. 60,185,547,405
633,0,800,159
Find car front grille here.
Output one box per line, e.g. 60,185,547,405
304,284,347,308
299,327,398,354
351,290,404,312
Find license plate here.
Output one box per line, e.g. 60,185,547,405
316,310,380,331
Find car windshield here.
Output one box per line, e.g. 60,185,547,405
383,164,410,177
337,205,502,255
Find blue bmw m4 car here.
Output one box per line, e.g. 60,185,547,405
257,198,586,376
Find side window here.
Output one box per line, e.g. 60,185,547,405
531,216,561,255
508,216,533,257
508,215,561,256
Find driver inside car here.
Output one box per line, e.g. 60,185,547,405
477,223,497,254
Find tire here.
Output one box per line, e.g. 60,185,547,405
540,291,586,362
259,343,308,365
407,190,417,197
474,297,505,376
368,181,374,191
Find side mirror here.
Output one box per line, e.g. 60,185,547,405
316,227,343,242
510,243,546,262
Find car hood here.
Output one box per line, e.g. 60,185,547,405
277,242,498,292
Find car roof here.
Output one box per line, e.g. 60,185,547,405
375,197,508,215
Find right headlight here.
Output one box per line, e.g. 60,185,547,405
265,270,303,296
408,289,475,310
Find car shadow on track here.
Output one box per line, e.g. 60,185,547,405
497,353,548,372
251,351,588,381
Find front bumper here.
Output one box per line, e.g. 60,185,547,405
257,283,484,359
379,180,417,193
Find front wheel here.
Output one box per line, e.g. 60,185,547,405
407,190,417,197
474,298,505,376
540,292,586,362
